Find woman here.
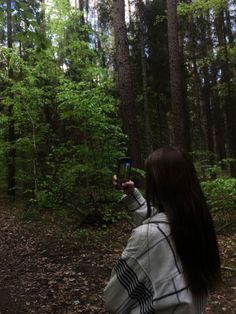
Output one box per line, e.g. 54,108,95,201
104,146,221,314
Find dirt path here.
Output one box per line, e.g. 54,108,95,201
0,206,235,313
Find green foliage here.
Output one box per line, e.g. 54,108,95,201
201,179,236,214
1,0,234,230
47,0,71,40
74,208,131,246
0,0,126,223
191,150,235,181
191,150,216,179
33,66,126,212
178,0,228,16
155,15,167,25
16,205,42,221
101,207,131,227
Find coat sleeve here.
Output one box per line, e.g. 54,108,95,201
103,227,155,314
121,188,157,226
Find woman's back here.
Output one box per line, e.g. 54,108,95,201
104,147,221,313
104,191,207,314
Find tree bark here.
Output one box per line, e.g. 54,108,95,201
179,29,192,152
136,0,152,156
206,16,226,161
215,10,236,176
127,0,132,25
211,88,227,162
112,0,141,167
199,15,214,157
225,8,233,44
7,0,16,197
201,64,214,156
188,17,205,150
166,0,190,151
79,0,85,25
40,0,46,36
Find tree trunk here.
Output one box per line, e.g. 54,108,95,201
189,18,204,150
7,0,16,197
127,0,132,25
179,29,192,151
211,89,227,162
112,0,141,167
210,59,226,162
40,0,46,36
79,0,85,25
85,0,89,22
206,16,226,162
199,15,214,157
201,64,214,156
136,0,152,156
166,0,190,151
225,8,233,44
215,10,236,176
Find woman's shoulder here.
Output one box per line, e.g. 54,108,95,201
132,212,170,240
133,212,169,237
122,213,170,259
143,211,169,225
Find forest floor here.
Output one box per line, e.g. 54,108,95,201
0,201,235,314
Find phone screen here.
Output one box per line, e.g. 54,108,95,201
117,158,132,185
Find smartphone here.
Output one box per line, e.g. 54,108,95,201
117,157,132,188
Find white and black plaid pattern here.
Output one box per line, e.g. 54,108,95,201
114,258,154,314
104,189,207,314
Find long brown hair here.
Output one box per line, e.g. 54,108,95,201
145,146,221,296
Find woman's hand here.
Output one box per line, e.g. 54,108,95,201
122,180,135,195
113,175,135,195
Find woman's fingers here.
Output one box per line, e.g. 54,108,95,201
122,180,135,194
112,176,135,194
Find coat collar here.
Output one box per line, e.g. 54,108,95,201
142,212,169,225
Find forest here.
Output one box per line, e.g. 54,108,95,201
0,0,236,217
0,0,235,313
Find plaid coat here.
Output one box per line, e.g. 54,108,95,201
104,189,207,314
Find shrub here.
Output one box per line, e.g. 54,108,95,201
201,179,236,221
